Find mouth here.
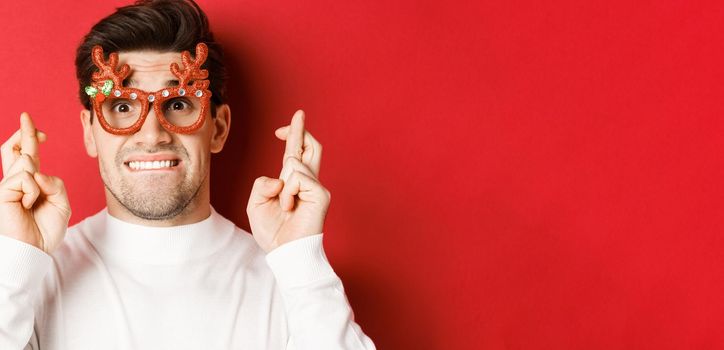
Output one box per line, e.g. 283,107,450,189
124,159,181,171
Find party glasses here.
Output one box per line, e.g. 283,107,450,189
84,43,213,135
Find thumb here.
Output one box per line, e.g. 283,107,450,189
247,176,283,208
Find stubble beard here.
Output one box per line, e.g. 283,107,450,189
100,144,206,221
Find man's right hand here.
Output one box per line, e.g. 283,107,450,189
0,112,71,254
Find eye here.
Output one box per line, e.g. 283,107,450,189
113,102,132,113
165,98,192,111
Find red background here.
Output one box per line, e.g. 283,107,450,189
2,1,724,348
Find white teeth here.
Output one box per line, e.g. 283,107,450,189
128,160,177,170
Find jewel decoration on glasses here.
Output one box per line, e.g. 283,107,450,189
84,80,116,101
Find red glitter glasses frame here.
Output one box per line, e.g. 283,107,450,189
85,43,213,135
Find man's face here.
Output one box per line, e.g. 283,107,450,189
81,50,229,222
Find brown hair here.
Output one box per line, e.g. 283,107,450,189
75,0,227,118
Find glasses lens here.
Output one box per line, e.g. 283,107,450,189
101,97,143,129
161,95,204,128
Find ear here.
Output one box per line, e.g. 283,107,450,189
80,109,98,158
210,104,231,153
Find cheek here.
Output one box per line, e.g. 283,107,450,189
179,134,213,168
98,148,121,171
189,144,212,169
91,131,124,168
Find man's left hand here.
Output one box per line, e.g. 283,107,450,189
246,110,330,253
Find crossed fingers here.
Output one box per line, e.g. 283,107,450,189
1,113,46,178
277,110,322,182
275,110,327,211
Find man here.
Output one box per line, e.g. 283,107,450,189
0,0,375,349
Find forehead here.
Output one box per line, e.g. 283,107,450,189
117,50,183,86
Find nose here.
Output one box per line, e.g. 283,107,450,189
132,105,173,146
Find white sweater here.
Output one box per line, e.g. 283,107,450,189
0,207,375,350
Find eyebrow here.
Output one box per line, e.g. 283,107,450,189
125,79,179,87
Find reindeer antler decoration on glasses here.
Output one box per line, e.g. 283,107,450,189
84,43,213,135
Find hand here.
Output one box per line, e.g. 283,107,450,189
0,112,71,253
246,110,331,253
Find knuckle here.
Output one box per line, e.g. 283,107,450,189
284,172,295,184
288,172,300,183
16,155,36,170
20,172,36,185
20,170,33,179
283,159,300,173
253,176,267,186
284,155,298,165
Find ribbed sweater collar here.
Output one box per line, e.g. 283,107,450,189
84,206,234,265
